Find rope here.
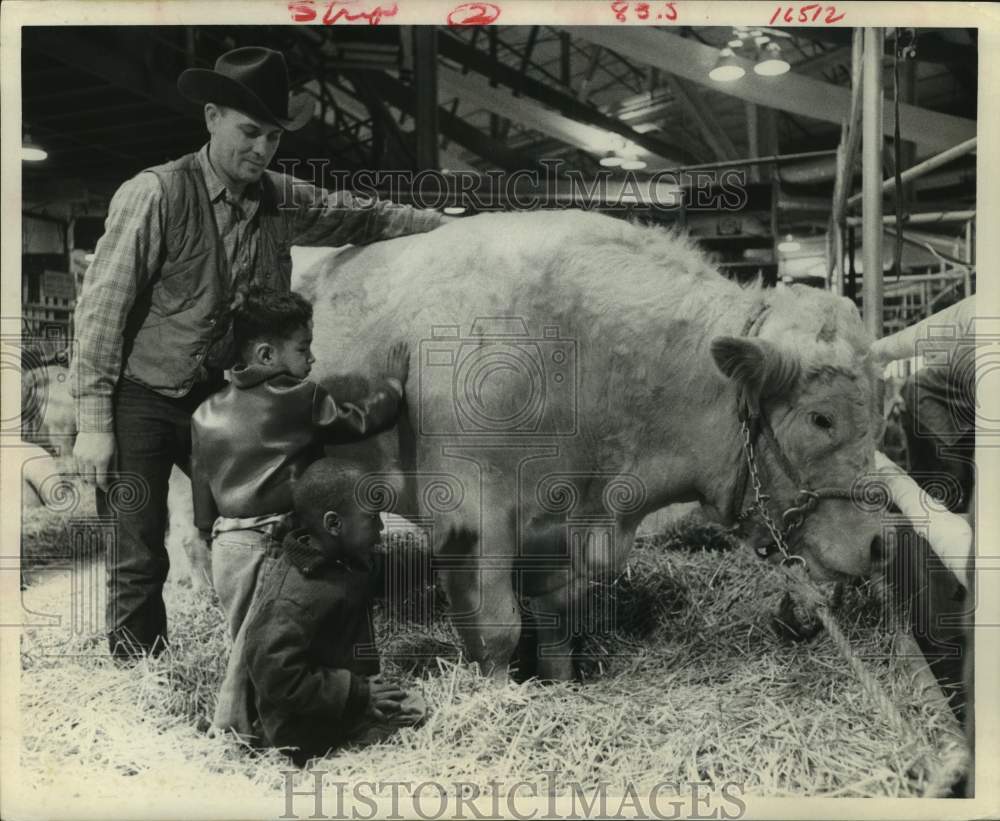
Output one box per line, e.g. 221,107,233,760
781,564,910,738
779,563,970,794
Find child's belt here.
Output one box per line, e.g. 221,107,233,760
211,511,297,541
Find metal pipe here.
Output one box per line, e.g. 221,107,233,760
862,28,884,338
650,148,836,177
829,143,845,292
860,272,968,286
828,29,864,297
411,27,439,170
745,102,759,183
845,209,976,226
882,227,972,268
847,224,857,302
832,29,866,228
846,136,977,209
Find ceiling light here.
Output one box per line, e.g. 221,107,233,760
443,206,466,215
620,159,647,171
777,237,801,253
709,48,745,82
22,134,47,162
754,42,790,76
599,154,624,168
727,38,743,49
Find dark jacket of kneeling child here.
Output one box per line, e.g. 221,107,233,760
244,527,380,764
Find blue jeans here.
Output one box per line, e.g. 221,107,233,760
98,376,221,658
211,526,283,735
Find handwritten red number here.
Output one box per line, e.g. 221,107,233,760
769,5,844,26
610,1,675,22
447,2,501,25
288,0,317,21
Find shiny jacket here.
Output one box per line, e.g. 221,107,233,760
190,363,402,533
244,529,380,762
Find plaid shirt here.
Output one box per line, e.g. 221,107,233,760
72,143,443,432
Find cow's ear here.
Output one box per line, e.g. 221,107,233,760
710,336,799,398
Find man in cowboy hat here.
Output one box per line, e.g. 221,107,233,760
70,46,447,660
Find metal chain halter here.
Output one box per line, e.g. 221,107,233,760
730,305,854,567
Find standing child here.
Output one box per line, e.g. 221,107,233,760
190,286,409,735
244,457,426,765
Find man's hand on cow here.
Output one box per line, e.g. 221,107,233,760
385,341,410,389
366,676,407,720
73,432,117,490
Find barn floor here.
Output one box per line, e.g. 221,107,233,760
14,504,964,816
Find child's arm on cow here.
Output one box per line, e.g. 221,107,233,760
311,342,410,444
189,418,219,541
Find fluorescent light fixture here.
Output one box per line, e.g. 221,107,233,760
443,206,467,216
22,134,47,162
599,154,624,168
620,159,647,171
777,239,801,253
709,48,745,82
754,42,790,76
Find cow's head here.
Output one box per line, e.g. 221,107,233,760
710,293,885,581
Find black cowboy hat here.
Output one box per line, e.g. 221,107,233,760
178,47,313,131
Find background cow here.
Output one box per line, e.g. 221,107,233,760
20,360,210,591
297,210,887,680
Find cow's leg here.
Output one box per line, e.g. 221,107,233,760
165,467,211,593
526,519,638,681
440,515,520,681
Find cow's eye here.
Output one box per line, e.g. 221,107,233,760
809,412,834,431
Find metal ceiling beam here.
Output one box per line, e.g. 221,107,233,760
436,30,696,163
29,28,373,177
28,100,160,126
359,71,543,173
437,65,677,165
663,76,738,162
571,27,975,152
345,73,417,170
792,45,851,77
782,27,974,66
26,29,191,116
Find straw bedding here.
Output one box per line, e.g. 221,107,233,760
18,502,959,806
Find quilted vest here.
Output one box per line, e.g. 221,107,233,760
122,152,293,396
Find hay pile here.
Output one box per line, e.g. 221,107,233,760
17,509,962,811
